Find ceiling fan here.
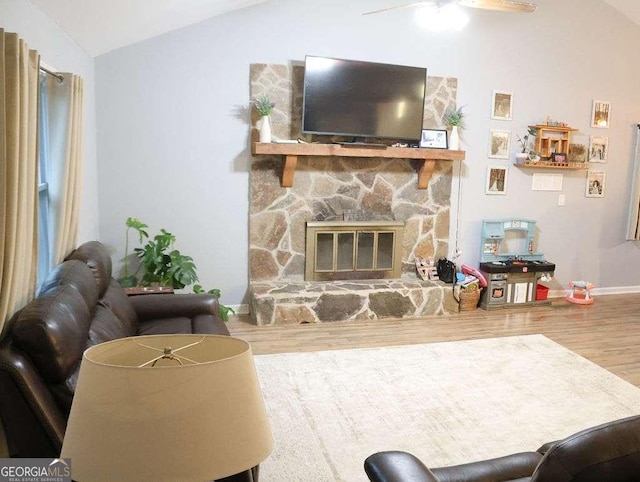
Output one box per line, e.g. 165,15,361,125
364,0,537,16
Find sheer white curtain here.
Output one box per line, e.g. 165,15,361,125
41,73,84,266
0,30,39,337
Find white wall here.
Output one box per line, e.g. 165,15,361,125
95,0,640,307
1,0,99,243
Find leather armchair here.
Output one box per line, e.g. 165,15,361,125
364,414,640,482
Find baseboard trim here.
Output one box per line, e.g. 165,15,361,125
549,285,640,298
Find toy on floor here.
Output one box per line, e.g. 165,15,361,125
566,280,594,305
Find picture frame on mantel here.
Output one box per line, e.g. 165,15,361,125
491,91,513,121
420,129,448,149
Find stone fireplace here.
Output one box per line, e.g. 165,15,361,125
248,63,460,325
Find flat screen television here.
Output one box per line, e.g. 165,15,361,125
302,56,427,142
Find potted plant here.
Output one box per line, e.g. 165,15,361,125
443,105,464,150
516,127,538,163
118,217,234,321
253,94,276,143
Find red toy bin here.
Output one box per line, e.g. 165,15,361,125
536,284,549,301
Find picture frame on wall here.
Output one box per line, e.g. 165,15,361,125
488,129,511,159
591,100,611,128
486,166,508,195
589,135,608,162
420,129,448,149
586,170,606,198
491,91,513,121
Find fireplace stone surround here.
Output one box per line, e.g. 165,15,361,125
248,63,460,325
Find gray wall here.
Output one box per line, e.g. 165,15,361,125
1,0,99,243
95,0,640,307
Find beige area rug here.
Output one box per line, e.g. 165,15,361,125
253,335,640,482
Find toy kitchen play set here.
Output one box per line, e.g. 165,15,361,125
479,219,555,310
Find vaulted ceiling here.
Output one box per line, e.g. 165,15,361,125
28,0,640,58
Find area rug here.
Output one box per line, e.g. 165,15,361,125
253,335,640,482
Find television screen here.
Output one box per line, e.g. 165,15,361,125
302,56,427,141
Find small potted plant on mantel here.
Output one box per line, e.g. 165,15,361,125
443,105,464,150
253,94,276,143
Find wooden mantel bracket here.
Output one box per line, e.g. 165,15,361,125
282,155,298,187
252,142,465,189
418,160,436,189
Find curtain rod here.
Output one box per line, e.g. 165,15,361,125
39,65,64,83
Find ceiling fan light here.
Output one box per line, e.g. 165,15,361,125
415,3,470,31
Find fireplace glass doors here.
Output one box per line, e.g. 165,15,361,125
305,221,404,281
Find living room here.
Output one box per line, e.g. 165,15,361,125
3,0,640,480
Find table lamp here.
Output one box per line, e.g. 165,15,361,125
61,334,273,481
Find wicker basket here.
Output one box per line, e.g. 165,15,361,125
458,288,482,311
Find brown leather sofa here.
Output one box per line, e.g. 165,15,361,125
0,241,229,459
364,414,640,482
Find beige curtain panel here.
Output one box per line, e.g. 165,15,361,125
0,30,39,337
44,74,84,264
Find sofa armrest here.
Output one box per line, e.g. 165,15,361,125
365,451,440,482
0,342,66,457
129,293,221,322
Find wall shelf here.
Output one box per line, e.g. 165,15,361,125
251,142,466,188
514,160,589,170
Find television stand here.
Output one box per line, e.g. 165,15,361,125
337,142,387,149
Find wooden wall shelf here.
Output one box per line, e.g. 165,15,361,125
514,161,589,170
251,142,466,188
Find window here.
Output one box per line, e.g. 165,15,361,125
37,73,52,286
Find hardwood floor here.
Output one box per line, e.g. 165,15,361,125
227,293,640,387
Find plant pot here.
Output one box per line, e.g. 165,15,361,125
449,126,460,150
515,152,528,164
260,115,272,143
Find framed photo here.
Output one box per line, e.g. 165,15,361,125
420,129,448,149
551,152,568,164
486,166,508,195
591,100,611,128
589,135,608,162
568,143,587,163
488,129,511,159
491,91,513,121
586,170,605,198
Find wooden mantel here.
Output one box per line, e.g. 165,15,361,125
251,142,466,188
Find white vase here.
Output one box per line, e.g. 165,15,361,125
449,126,460,150
515,152,529,164
260,115,272,143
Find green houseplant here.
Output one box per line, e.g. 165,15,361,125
118,217,234,321
443,105,465,150
517,127,539,163
253,94,276,143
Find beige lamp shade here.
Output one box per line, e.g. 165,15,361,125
61,335,273,482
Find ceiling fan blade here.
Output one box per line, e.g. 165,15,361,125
458,0,537,13
363,1,435,16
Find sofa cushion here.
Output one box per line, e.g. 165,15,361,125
38,260,99,311
137,314,229,336
100,279,138,335
11,285,90,384
65,241,112,297
136,317,193,335
89,304,135,347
